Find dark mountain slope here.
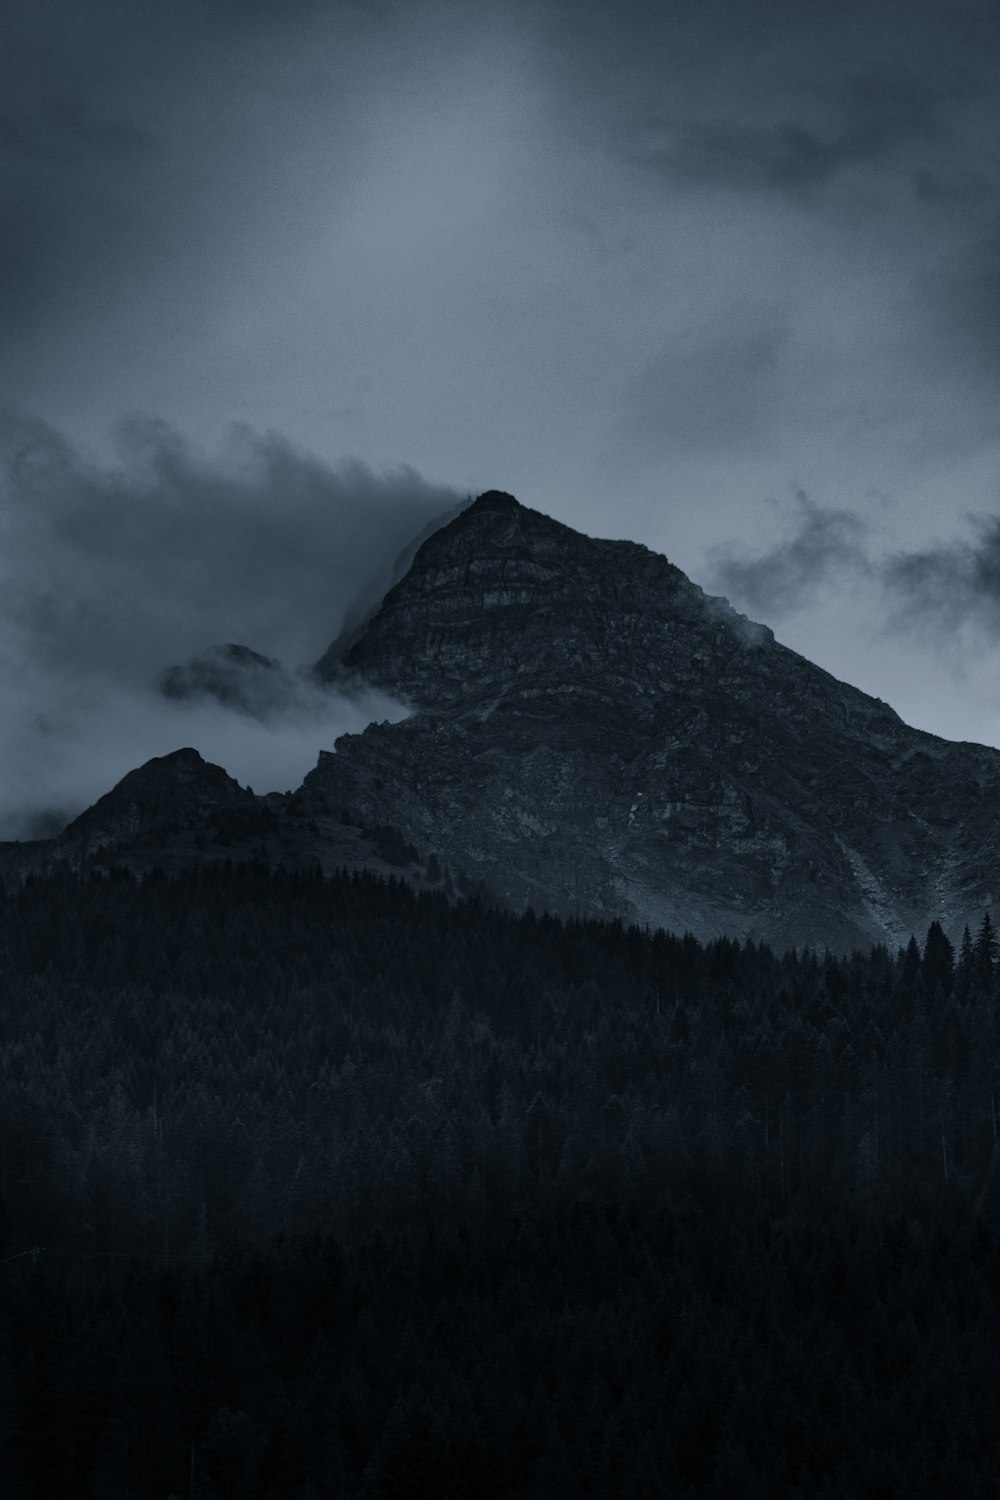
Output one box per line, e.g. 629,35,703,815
0,748,429,886
4,491,998,950
306,490,1000,949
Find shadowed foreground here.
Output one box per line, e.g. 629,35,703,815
1,864,999,1496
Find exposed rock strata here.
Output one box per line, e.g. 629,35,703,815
306,491,1000,950
5,491,1000,951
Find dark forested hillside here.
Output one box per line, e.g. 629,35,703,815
2,863,1000,1496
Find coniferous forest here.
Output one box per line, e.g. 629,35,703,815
3,862,1000,1496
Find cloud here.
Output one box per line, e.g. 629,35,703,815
0,5,167,338
635,74,939,199
882,517,1000,637
0,411,460,834
708,490,871,616
0,411,461,669
710,492,1000,654
0,0,384,343
0,673,409,841
920,231,1000,386
628,305,791,457
3,0,1000,760
161,643,300,716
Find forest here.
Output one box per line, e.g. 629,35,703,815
2,860,1000,1497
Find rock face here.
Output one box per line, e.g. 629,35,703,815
59,748,272,860
6,490,1000,951
0,747,434,887
0,748,281,878
306,490,1000,950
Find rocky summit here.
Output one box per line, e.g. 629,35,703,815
306,490,1000,950
7,490,1000,951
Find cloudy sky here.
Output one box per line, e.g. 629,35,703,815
2,0,999,829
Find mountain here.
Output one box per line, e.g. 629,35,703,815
306,490,1000,950
0,748,272,878
58,747,274,859
0,743,441,887
5,490,1000,951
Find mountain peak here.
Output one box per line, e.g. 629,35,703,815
422,488,594,559
467,488,521,512
12,491,1000,952
330,491,714,714
158,746,210,767
303,493,1000,950
55,746,262,861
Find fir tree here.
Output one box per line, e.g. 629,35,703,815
922,920,955,999
974,911,998,986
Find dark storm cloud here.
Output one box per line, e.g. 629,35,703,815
555,0,1000,479
883,518,1000,636
0,0,380,339
635,74,939,199
0,411,460,832
0,410,460,673
0,7,164,335
160,645,314,721
3,0,1000,760
0,82,158,319
708,491,871,617
712,496,1000,648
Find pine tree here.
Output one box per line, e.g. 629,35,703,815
974,912,998,987
900,935,921,990
922,921,955,999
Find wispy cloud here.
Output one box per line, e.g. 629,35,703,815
711,490,1000,661
883,517,1000,637
635,74,939,200
0,411,458,833
708,490,871,616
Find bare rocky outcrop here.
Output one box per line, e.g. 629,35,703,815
5,491,1000,951
305,490,1000,950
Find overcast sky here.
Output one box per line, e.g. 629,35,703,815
2,0,1000,827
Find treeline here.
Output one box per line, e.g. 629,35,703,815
1,863,1000,1495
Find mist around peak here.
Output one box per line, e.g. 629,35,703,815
0,412,455,836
